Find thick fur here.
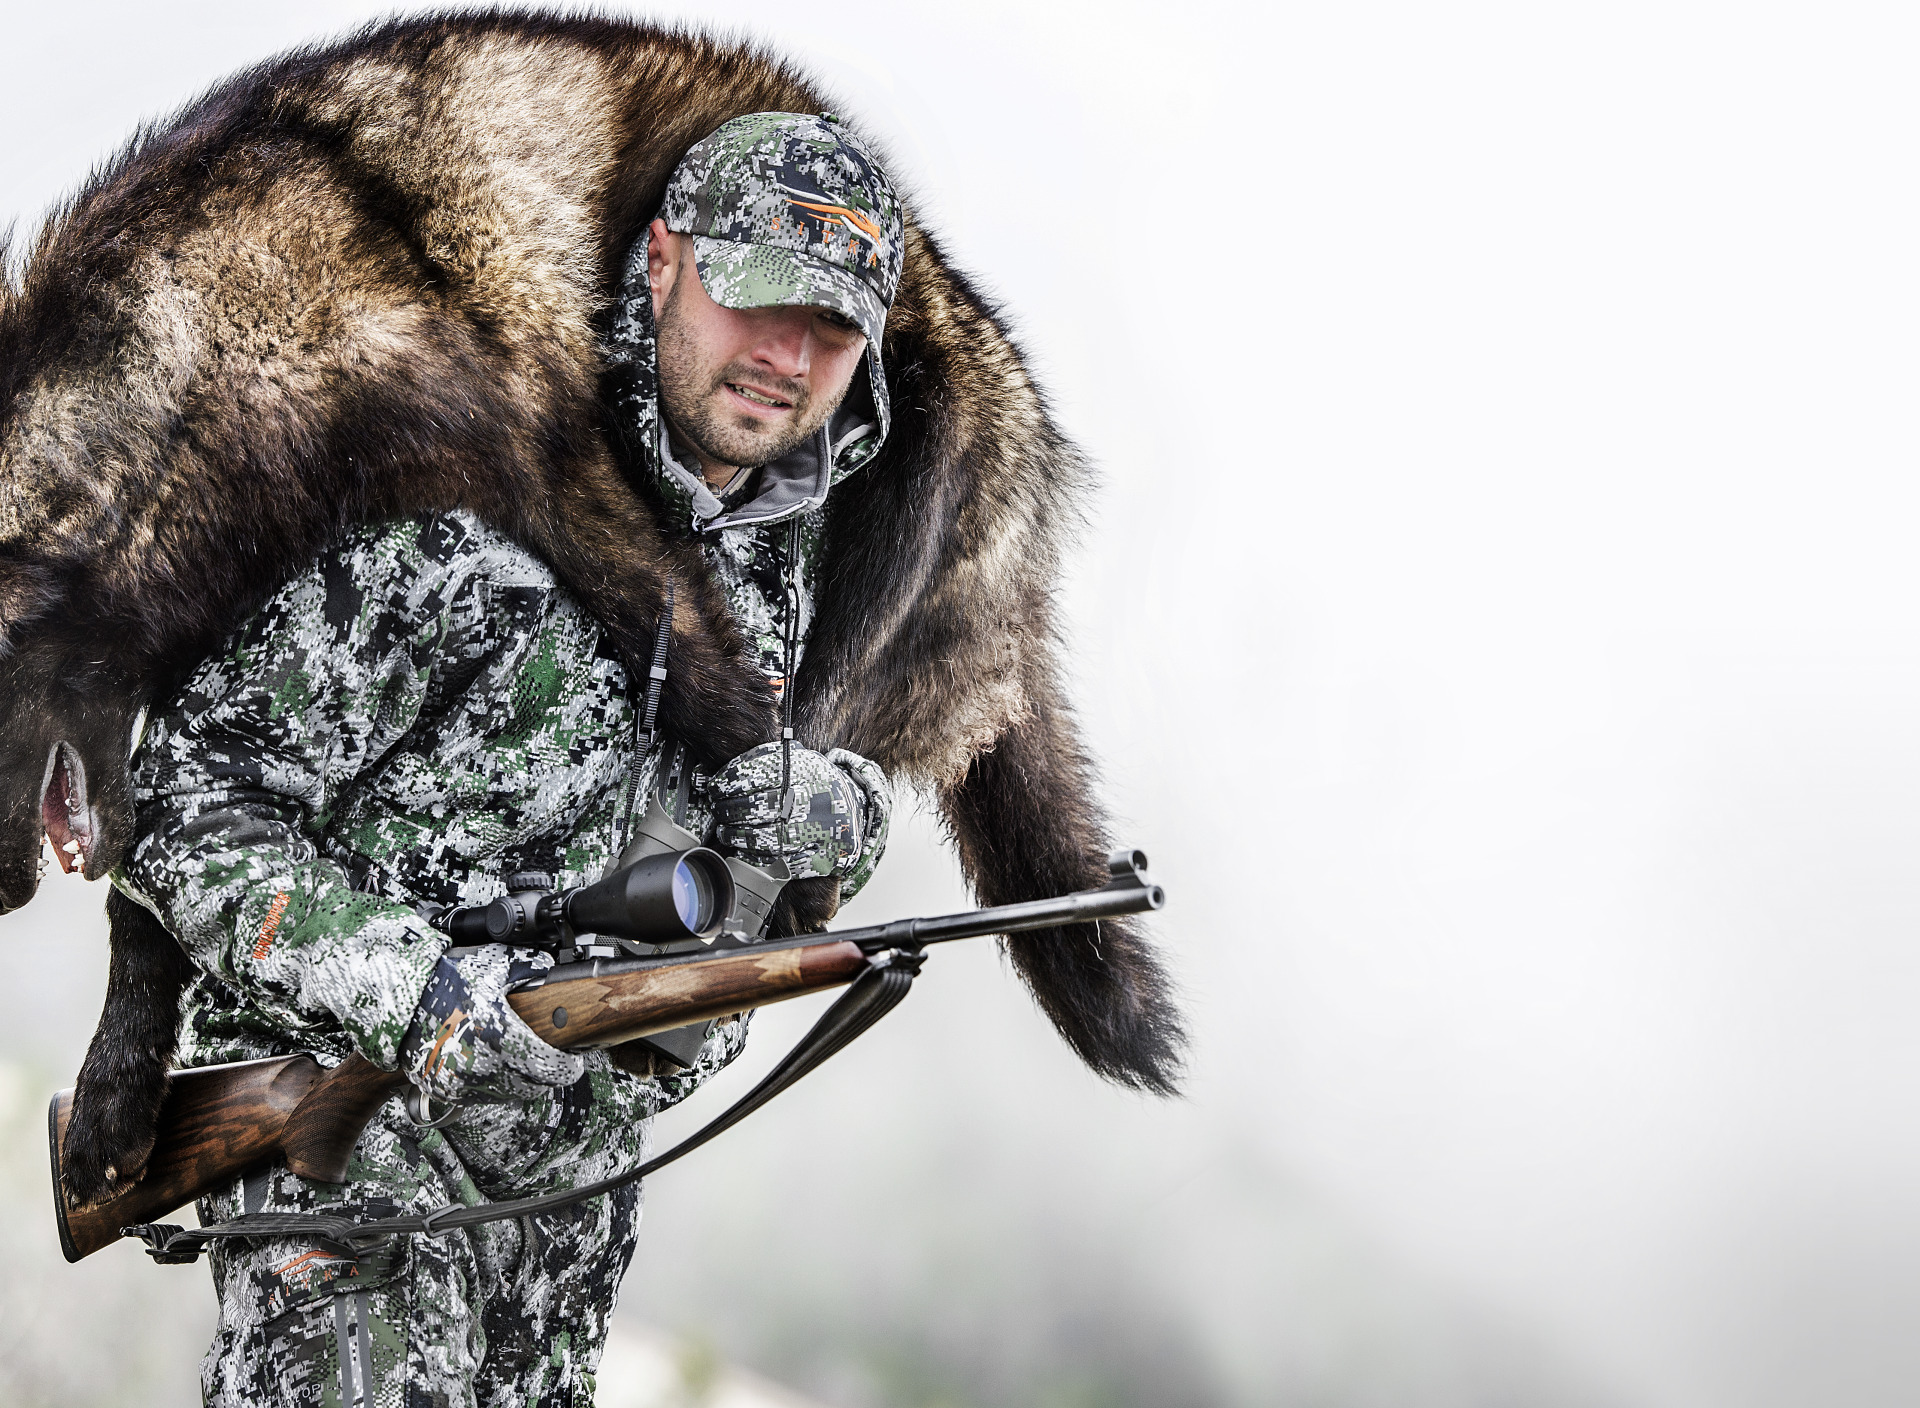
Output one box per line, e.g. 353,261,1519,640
0,11,1186,1206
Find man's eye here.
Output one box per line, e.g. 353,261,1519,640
818,311,859,334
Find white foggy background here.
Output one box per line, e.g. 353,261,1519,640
1,1,1916,1405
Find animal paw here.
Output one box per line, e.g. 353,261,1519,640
775,874,842,935
61,1096,158,1210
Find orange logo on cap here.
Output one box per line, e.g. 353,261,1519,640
785,197,883,245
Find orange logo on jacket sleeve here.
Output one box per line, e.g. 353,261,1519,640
251,891,291,960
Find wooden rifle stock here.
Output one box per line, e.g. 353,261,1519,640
51,940,869,1260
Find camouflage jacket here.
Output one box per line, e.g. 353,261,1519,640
120,508,889,1103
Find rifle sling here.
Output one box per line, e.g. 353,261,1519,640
127,945,923,1265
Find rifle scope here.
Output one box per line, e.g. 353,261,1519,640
445,848,736,949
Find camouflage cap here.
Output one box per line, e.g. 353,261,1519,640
662,111,904,429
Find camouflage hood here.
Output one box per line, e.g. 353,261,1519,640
603,225,889,535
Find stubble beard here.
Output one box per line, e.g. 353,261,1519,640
656,277,836,473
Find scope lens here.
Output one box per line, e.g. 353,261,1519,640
672,856,716,932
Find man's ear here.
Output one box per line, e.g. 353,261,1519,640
647,218,678,319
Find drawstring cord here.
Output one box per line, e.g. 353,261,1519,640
780,517,802,803
616,583,674,857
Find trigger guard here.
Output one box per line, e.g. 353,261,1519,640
405,1085,462,1129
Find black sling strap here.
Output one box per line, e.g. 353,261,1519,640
129,943,923,1264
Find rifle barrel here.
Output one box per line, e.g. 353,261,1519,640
846,874,1166,950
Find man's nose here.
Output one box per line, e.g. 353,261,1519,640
749,312,814,378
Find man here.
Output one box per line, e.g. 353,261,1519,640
119,112,901,1408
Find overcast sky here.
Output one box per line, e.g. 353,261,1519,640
3,4,1918,1407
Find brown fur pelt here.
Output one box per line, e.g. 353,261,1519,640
0,9,1185,1207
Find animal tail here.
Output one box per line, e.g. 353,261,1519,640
940,695,1187,1096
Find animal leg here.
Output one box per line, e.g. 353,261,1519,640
61,888,193,1208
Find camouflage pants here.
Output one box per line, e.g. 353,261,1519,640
195,1060,656,1408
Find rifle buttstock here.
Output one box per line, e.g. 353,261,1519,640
50,1054,322,1262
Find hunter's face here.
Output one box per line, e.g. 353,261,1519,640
649,221,868,485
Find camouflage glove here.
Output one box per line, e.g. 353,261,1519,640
708,742,884,880
397,945,584,1105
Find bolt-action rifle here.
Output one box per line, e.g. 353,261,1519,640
49,839,1164,1261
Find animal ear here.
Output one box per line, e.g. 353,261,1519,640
0,559,61,652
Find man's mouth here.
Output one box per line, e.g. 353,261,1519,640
726,382,793,411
